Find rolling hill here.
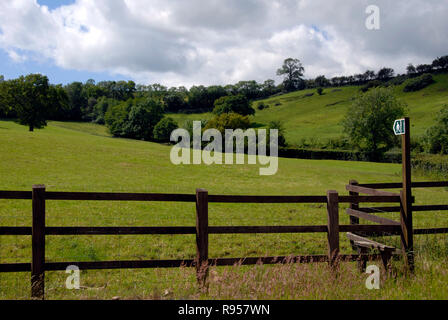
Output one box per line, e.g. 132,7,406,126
169,73,448,147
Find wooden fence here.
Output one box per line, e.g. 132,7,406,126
0,181,447,299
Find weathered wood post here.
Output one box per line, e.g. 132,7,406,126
195,188,209,286
31,184,46,299
400,117,414,272
348,180,359,250
326,190,339,268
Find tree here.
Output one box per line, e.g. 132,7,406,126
122,99,164,140
425,105,448,154
342,88,406,160
0,74,53,131
276,58,305,92
213,94,255,116
406,63,417,76
377,67,394,80
315,75,330,88
153,117,178,142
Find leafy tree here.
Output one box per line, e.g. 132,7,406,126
212,94,255,116
406,63,417,76
315,75,330,88
425,105,448,154
377,67,394,80
276,58,305,92
105,99,132,137
64,81,86,120
342,88,406,160
122,99,164,140
163,92,187,113
153,117,178,142
432,55,448,71
0,74,54,131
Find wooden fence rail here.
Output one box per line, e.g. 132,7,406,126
0,181,447,299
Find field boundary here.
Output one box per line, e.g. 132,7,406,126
0,181,447,299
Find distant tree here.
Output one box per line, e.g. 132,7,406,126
377,67,394,80
426,104,448,154
315,75,330,88
406,63,417,76
0,74,54,131
276,58,305,92
213,94,255,116
0,75,4,83
432,55,448,71
342,88,406,160
416,64,433,74
122,99,164,140
261,79,277,97
163,92,187,113
153,117,178,142
364,70,376,81
64,81,86,120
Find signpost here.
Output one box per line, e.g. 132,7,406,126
394,117,414,271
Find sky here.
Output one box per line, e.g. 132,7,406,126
0,0,447,87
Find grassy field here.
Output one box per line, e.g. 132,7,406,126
170,73,448,147
1,120,448,299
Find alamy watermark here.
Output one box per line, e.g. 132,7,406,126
365,5,380,30
365,264,380,289
65,265,80,290
169,121,279,175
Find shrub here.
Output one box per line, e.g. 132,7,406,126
213,94,255,116
403,73,434,92
360,80,382,92
425,105,448,154
317,87,323,95
267,120,287,147
257,102,267,110
153,117,178,142
204,113,251,133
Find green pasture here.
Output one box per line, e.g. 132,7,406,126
0,120,447,299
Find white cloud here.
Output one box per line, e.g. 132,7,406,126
0,0,447,86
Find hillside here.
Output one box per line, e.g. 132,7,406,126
169,73,448,147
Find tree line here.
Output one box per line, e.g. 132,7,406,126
0,54,446,139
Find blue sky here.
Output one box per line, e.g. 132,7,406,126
0,0,128,84
1,1,446,87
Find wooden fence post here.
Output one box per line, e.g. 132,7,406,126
31,184,46,299
326,190,339,268
195,189,209,286
348,180,359,251
400,190,414,272
400,117,414,272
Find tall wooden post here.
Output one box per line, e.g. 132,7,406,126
195,189,209,286
31,184,46,299
348,180,359,251
326,190,339,268
400,117,414,271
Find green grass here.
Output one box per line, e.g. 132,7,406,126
0,120,447,299
169,73,448,147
